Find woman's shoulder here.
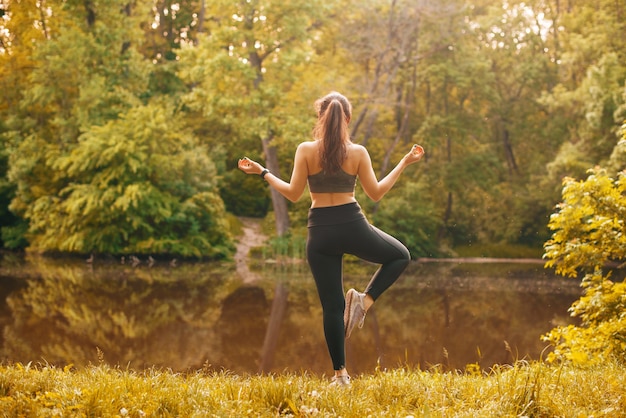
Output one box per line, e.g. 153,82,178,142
347,143,368,157
348,142,366,150
298,139,318,147
296,140,320,154
295,140,319,161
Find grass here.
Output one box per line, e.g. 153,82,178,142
0,361,624,417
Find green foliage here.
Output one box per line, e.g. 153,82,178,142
538,0,626,174
543,142,626,365
265,231,307,263
173,0,342,236
2,0,626,256
544,168,626,278
1,0,235,257
371,181,442,257
607,126,626,175
0,143,23,248
26,103,234,258
543,271,626,366
219,167,271,218
3,0,153,252
0,221,28,250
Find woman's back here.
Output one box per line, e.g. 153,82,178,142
305,141,362,208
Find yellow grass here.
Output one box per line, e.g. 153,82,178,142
0,360,624,417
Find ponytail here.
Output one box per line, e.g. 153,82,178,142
314,93,352,173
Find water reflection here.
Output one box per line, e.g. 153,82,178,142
0,254,580,374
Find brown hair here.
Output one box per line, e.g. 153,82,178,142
313,92,352,173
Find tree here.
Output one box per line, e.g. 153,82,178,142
537,0,626,182
178,0,338,236
0,0,63,248
542,125,626,365
5,0,149,251
339,0,421,148
142,0,207,60
3,0,625,256
28,102,233,257
4,0,232,257
444,0,569,247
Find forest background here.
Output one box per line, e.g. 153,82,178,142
1,0,625,260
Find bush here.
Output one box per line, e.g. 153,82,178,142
543,166,626,365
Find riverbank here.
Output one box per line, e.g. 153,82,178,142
0,361,623,417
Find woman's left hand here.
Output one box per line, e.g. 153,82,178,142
403,144,425,165
238,157,265,175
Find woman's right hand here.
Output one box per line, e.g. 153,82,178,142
238,157,265,176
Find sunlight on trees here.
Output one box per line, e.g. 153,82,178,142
0,0,625,257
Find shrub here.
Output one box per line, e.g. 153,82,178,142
543,165,626,365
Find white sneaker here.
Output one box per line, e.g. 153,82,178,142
344,289,367,339
330,375,351,387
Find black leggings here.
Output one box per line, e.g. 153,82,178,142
306,203,411,370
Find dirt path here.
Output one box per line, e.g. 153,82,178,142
234,217,268,284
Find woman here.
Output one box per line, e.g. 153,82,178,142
238,91,424,386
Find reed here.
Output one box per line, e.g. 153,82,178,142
0,360,624,417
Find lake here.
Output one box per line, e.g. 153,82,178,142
0,253,581,376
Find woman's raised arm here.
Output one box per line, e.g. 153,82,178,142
357,144,424,202
238,143,310,203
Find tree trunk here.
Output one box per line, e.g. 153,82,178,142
262,135,290,236
245,36,290,236
372,65,417,215
360,109,379,147
437,84,454,243
196,0,206,36
502,127,519,175
380,63,417,175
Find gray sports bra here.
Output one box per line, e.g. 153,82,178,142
308,168,357,193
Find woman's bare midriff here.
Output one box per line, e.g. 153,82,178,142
310,192,357,208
